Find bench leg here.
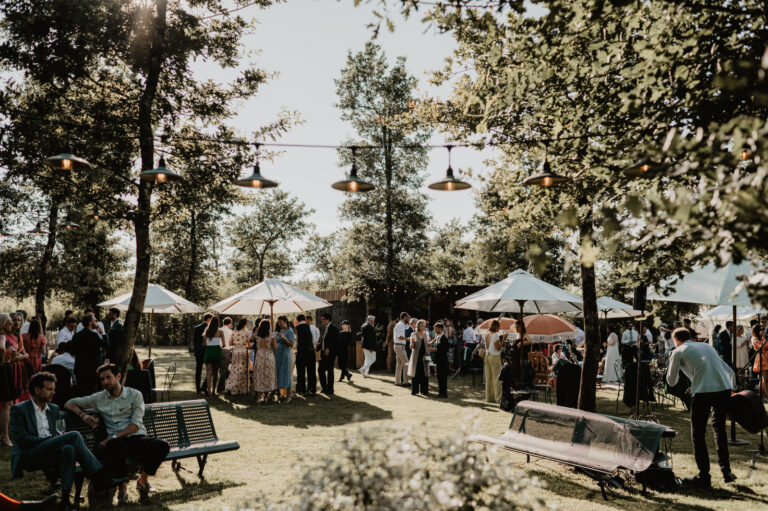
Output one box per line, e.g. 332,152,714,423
172,460,181,472
526,454,530,463
196,454,208,478
599,480,608,500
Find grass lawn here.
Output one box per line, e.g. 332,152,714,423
2,345,768,510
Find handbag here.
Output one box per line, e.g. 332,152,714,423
478,346,487,359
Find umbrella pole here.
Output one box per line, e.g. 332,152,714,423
148,309,154,359
519,300,525,388
730,304,749,445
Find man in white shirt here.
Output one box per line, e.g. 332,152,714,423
462,321,476,345
392,312,410,386
621,324,639,346
306,315,320,348
666,328,736,489
51,342,76,372
57,317,77,346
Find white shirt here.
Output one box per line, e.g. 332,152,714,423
666,341,735,395
664,334,676,352
206,336,222,347
20,321,30,335
56,327,74,346
33,402,52,438
551,352,567,365
393,321,407,345
76,321,104,334
621,328,639,345
463,327,476,344
221,326,233,348
644,330,653,343
486,332,502,355
51,353,76,372
309,324,320,347
575,328,585,344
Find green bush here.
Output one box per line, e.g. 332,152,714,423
220,421,549,510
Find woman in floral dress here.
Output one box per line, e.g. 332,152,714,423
226,319,250,395
253,319,277,404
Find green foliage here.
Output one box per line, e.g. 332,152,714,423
329,43,432,309
227,189,314,286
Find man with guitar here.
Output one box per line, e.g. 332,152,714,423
666,328,737,489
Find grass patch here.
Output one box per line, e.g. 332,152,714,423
2,346,767,509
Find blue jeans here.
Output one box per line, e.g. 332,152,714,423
20,431,103,495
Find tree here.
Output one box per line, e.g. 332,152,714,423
0,0,282,372
407,2,684,411
333,42,432,315
228,189,314,285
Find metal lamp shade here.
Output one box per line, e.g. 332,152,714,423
428,166,471,191
27,222,49,235
622,160,665,177
44,152,91,171
522,161,569,187
60,221,80,230
234,163,278,189
331,166,375,192
139,158,182,182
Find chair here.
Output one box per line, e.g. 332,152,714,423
529,352,552,403
153,362,177,403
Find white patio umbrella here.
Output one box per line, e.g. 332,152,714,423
574,296,645,319
98,283,205,358
455,269,583,315
700,304,765,320
208,279,331,325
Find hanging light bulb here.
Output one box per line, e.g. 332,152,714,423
27,221,49,235
139,157,182,182
522,147,569,186
59,220,80,230
428,145,471,191
90,209,101,221
235,143,278,189
331,147,375,192
0,221,11,237
740,150,751,161
44,145,91,171
622,159,665,177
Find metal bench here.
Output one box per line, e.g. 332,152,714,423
471,400,677,498
66,399,239,505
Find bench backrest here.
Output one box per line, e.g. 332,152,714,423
504,400,674,473
64,399,218,452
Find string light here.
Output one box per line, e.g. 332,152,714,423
139,157,183,182
235,143,278,189
44,146,91,171
331,146,375,192
522,146,568,187
428,145,471,191
622,159,665,177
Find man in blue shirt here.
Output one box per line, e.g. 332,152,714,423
667,328,736,488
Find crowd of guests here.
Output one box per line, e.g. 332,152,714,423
0,306,170,508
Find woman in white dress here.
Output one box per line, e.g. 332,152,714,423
735,324,750,371
602,324,621,383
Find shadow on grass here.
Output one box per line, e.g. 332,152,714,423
206,391,393,428
115,480,245,510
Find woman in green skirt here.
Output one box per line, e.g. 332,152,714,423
203,316,224,396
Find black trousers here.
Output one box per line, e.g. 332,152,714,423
690,389,731,478
337,346,351,379
296,350,317,394
217,348,231,393
194,353,204,393
318,353,335,393
96,435,170,478
411,363,428,395
437,362,448,397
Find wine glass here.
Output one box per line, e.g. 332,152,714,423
55,418,66,435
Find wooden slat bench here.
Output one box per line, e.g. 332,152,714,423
471,400,677,498
65,399,238,505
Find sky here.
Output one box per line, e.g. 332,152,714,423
194,0,497,235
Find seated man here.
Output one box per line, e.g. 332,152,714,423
65,363,170,504
9,372,124,511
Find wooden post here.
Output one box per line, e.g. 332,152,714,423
148,309,155,359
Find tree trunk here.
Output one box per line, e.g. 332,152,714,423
120,0,167,375
185,209,197,299
34,205,58,327
577,221,601,412
383,127,394,316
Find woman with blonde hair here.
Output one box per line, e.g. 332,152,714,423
484,319,505,403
